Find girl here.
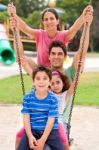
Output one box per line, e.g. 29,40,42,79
51,70,77,150
8,3,93,67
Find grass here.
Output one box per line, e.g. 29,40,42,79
0,75,32,104
75,72,99,105
87,52,99,58
0,72,99,105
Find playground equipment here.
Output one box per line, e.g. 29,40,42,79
0,24,15,65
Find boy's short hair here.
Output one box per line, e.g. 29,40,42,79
49,41,67,56
32,65,52,80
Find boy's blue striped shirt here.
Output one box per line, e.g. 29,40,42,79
21,90,58,131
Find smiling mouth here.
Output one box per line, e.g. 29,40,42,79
53,61,60,65
53,60,60,63
38,85,45,88
47,25,54,29
54,89,59,91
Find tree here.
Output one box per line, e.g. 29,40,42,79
89,0,99,52
0,11,8,23
56,0,98,52
1,0,99,52
1,0,48,17
25,11,41,28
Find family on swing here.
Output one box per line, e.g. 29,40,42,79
8,3,93,150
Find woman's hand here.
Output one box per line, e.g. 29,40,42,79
9,16,18,30
8,3,18,30
83,5,93,16
8,3,16,16
83,12,93,26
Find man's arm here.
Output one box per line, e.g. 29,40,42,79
13,29,37,77
66,5,93,41
72,12,93,72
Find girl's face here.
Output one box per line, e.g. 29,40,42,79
33,71,50,92
51,75,63,94
43,11,59,31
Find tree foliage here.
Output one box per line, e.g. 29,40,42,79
0,0,99,52
56,0,99,52
2,0,47,17
0,11,8,23
25,11,41,28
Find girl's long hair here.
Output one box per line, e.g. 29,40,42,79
52,70,71,92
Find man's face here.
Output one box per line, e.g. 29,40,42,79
49,47,66,69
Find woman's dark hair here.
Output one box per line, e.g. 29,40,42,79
32,65,52,81
49,40,67,56
52,70,70,92
41,8,61,30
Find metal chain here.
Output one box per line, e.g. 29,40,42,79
9,0,25,95
68,22,88,141
68,0,92,141
13,28,25,96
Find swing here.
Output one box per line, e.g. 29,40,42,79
9,0,92,147
13,22,89,146
63,22,89,143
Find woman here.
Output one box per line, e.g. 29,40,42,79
8,4,93,67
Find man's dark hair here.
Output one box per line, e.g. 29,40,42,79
32,65,52,80
49,41,67,56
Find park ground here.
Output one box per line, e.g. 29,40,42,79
0,55,99,150
0,105,99,150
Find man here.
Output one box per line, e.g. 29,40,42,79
13,11,92,82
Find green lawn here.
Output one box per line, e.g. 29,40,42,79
87,52,99,58
0,75,32,104
75,72,99,105
0,72,99,105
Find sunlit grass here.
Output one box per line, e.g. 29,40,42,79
75,72,99,105
0,72,99,105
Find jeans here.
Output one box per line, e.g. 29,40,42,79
17,130,64,150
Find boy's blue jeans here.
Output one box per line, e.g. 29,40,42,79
17,129,64,150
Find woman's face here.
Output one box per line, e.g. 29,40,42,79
51,75,63,94
42,11,59,31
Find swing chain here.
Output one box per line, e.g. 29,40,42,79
68,22,88,141
68,0,93,142
8,0,25,96
13,28,25,96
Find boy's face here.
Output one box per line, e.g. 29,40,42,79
49,47,66,69
33,71,50,92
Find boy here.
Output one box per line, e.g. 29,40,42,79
17,65,64,150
